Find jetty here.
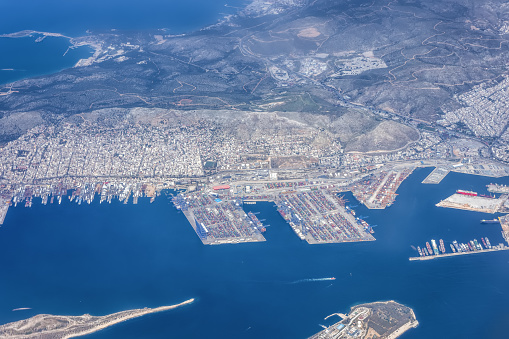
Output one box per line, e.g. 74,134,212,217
410,246,509,261
422,167,449,184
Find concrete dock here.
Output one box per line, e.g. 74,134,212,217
410,246,509,261
422,167,449,184
0,202,8,225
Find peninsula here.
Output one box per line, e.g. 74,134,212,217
0,298,194,338
309,300,418,339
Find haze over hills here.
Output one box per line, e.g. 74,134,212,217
0,0,508,154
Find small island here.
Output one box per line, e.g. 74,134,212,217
309,301,418,339
0,298,194,338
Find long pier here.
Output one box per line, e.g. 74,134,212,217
409,246,509,261
422,167,449,184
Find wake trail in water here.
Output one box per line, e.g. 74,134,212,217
290,277,335,284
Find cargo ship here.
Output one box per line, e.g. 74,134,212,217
485,237,492,249
456,189,477,196
439,239,445,254
426,242,432,255
474,239,482,250
450,244,456,253
417,246,423,256
248,211,266,233
431,239,439,255
481,218,499,224
277,209,290,221
481,237,487,248
453,240,461,252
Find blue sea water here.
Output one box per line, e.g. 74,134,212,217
1,168,509,338
0,0,246,85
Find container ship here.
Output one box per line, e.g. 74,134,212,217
456,189,477,197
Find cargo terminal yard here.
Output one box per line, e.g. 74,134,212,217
436,189,508,214
349,168,413,209
171,182,374,245
275,190,374,244
172,193,266,245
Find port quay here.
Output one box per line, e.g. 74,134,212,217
410,190,509,261
173,182,376,245
409,246,509,261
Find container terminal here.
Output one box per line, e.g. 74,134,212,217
172,182,375,245
172,193,266,245
349,168,413,209
275,190,375,244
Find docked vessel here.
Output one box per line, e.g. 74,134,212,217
450,244,456,253
439,239,445,254
426,242,432,255
485,237,492,249
431,239,439,255
417,246,423,256
456,190,477,196
481,219,499,224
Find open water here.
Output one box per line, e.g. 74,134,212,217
0,0,246,85
1,168,509,338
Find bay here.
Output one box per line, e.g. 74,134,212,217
0,0,246,85
0,168,508,338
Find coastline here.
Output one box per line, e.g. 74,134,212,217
63,299,195,339
0,298,195,339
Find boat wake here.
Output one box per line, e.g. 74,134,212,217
290,277,335,284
